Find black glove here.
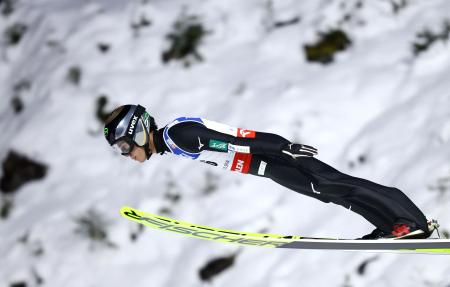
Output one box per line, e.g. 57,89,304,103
281,143,318,159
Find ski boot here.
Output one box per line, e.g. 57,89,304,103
359,219,439,240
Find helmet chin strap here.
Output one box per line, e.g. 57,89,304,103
145,143,152,160
144,129,152,160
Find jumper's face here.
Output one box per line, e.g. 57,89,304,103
128,146,147,162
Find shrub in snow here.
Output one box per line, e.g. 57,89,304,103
412,20,450,56
9,281,27,287
262,0,300,31
14,79,31,92
66,66,82,86
162,13,208,67
11,79,31,114
0,195,13,219
156,173,183,215
165,191,181,203
74,209,117,249
273,17,300,29
11,96,23,113
202,171,219,195
303,29,352,64
1,0,16,17
428,175,450,196
336,0,365,26
0,151,48,193
198,253,237,282
96,95,110,123
4,23,27,46
31,268,44,285
97,43,110,54
157,206,172,216
164,171,182,204
356,255,379,276
348,153,368,169
130,223,144,242
131,15,152,37
390,0,409,14
158,190,181,215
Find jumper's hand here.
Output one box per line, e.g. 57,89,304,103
281,143,318,159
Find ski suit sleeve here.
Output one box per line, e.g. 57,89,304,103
168,121,291,156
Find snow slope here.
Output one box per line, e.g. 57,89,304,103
1,0,450,286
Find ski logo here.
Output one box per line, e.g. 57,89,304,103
143,112,150,129
198,137,204,150
231,153,252,173
120,207,286,247
200,160,218,166
235,160,245,172
240,130,251,137
228,144,250,154
311,182,321,194
237,128,256,138
128,116,139,135
209,140,228,151
258,161,267,176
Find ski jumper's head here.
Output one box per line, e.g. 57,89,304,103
104,104,158,162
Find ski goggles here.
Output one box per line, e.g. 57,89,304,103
112,137,135,156
112,119,148,156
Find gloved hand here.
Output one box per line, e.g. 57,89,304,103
281,143,318,159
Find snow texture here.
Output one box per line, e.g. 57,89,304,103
1,0,450,286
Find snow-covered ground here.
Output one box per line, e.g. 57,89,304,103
1,0,450,286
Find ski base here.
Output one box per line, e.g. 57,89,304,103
120,206,450,254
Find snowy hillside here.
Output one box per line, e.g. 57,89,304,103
1,0,450,286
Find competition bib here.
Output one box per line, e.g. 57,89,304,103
162,117,255,174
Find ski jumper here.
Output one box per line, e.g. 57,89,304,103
152,117,429,234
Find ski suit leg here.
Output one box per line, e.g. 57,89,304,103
260,156,429,233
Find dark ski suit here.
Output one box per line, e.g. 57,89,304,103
152,117,429,234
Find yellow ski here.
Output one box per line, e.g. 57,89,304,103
120,206,450,254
